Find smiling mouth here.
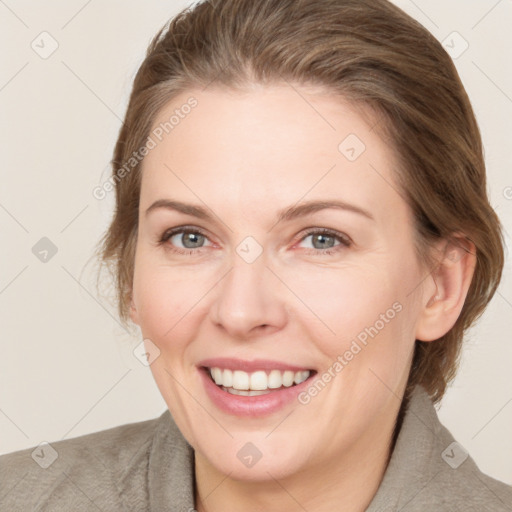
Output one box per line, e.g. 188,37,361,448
203,366,317,396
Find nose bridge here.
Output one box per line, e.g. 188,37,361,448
209,248,287,338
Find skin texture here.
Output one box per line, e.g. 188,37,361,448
129,84,476,512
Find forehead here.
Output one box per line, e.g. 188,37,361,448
140,84,407,227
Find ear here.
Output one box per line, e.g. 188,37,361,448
415,236,477,342
129,296,139,325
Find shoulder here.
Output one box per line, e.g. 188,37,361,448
425,418,512,511
395,387,512,511
368,386,512,511
0,411,169,512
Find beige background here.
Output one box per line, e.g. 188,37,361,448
1,0,511,485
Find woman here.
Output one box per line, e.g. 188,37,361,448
1,0,511,510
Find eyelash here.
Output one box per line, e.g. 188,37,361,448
158,225,352,256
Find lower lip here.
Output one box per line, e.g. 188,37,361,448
198,367,315,417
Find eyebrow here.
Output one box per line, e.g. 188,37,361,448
145,198,374,223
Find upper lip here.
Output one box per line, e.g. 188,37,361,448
198,357,314,373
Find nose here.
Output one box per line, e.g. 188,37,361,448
208,254,288,340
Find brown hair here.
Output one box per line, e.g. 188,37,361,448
95,0,504,403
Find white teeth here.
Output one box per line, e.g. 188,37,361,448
282,370,295,387
208,367,311,391
232,370,249,390
268,369,283,389
212,367,223,385
223,369,233,387
250,371,268,390
224,387,270,396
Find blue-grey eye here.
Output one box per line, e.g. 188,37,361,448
301,233,340,250
315,233,336,249
171,231,207,249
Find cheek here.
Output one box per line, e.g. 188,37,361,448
282,262,397,333
284,259,418,365
132,260,212,343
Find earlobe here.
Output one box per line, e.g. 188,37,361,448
415,236,476,342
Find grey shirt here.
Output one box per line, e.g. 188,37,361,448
1,385,511,511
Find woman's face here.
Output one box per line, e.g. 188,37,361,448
130,84,430,480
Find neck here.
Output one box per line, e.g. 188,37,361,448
194,405,399,512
